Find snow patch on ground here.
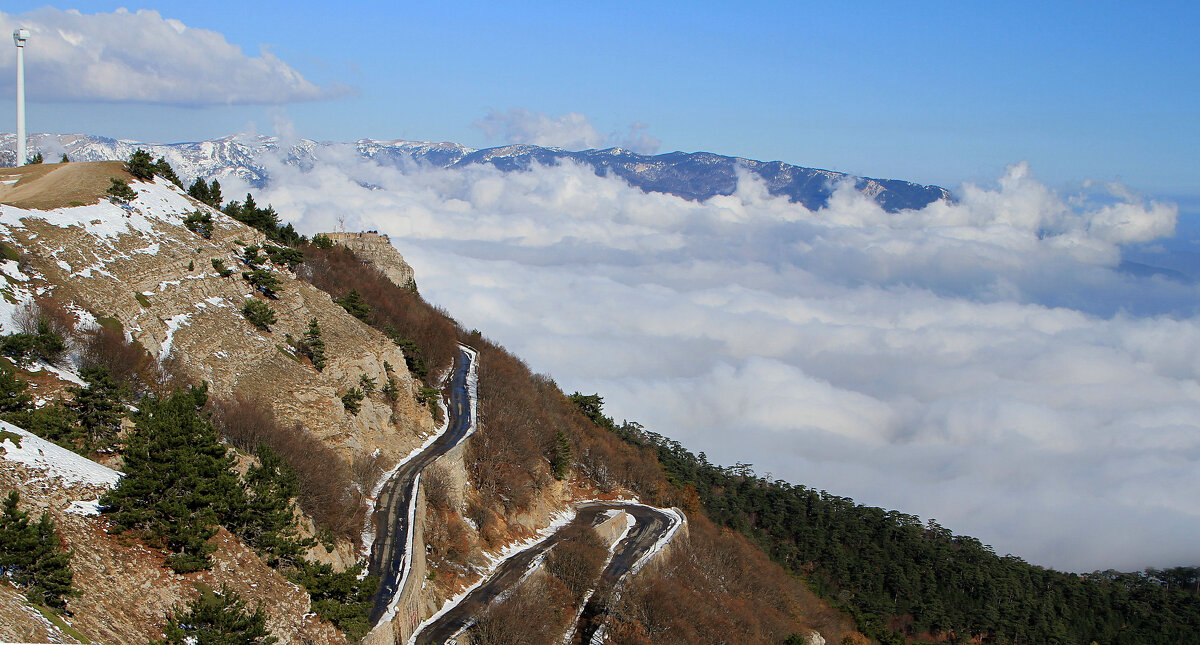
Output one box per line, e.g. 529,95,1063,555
0,422,121,488
0,177,195,241
66,499,103,516
33,361,87,386
0,260,36,333
159,313,192,358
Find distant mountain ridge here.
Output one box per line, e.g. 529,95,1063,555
0,133,951,212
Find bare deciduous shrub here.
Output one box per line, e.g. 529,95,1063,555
14,295,75,339
351,449,387,496
425,507,472,565
208,394,364,542
78,324,153,389
604,514,841,645
300,245,459,378
468,576,571,645
545,525,607,601
421,460,455,511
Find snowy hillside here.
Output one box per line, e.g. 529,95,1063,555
0,422,121,490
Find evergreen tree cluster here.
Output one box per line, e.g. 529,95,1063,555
183,211,214,239
0,363,126,454
0,490,75,610
285,560,378,641
0,319,67,366
106,177,137,203
187,177,224,209
125,149,182,188
241,298,277,332
67,366,126,451
289,318,326,371
224,194,303,245
100,386,310,573
340,388,364,415
211,258,234,278
576,396,1200,645
334,289,371,323
151,583,276,645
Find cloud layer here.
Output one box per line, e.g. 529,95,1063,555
227,145,1197,572
474,108,661,154
0,9,343,104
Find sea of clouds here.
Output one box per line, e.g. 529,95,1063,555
222,144,1198,573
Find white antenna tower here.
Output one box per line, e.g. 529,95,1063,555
13,28,29,167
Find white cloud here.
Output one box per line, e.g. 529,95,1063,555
0,8,344,104
474,108,661,154
227,146,1197,572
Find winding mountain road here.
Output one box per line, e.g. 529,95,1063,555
367,345,477,625
412,502,679,645
365,343,682,643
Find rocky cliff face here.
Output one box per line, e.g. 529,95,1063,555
325,232,416,290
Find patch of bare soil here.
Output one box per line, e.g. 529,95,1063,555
0,161,131,210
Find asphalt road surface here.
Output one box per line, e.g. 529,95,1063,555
413,502,676,645
367,346,476,626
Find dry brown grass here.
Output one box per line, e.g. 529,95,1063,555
0,160,132,210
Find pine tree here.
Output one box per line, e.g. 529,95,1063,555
335,289,371,323
286,560,378,641
3,403,80,453
126,149,156,181
0,491,75,610
59,153,69,163
184,211,214,239
208,180,223,209
26,512,75,610
0,490,35,571
550,428,573,480
152,584,277,645
107,177,138,203
101,385,247,573
66,366,125,451
300,318,326,371
153,157,183,188
241,299,277,331
0,361,32,413
234,445,312,567
188,178,211,205
241,268,281,298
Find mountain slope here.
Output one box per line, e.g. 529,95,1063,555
2,133,951,213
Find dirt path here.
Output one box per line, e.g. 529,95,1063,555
0,160,131,209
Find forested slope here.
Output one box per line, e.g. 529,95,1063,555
587,412,1200,645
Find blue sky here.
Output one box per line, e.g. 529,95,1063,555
0,1,1197,198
